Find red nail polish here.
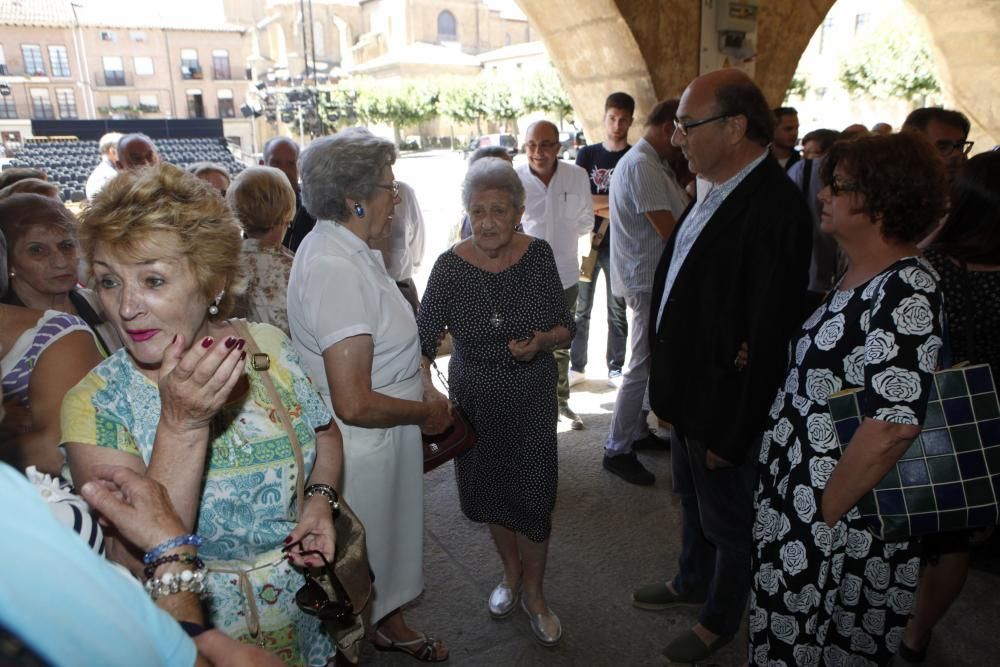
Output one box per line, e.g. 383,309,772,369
236,339,246,350
224,336,237,349
201,337,214,348
240,351,247,360
171,334,177,344
284,536,292,544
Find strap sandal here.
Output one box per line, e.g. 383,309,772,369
373,629,449,663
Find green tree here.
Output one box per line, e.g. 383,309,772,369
520,69,574,127
316,86,358,133
438,78,488,135
482,77,519,131
784,75,808,102
838,14,941,103
351,81,439,143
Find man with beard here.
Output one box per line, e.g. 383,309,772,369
602,99,689,485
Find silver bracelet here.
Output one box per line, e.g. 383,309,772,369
144,568,207,600
305,483,341,518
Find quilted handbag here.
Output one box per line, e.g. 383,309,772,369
828,363,1000,541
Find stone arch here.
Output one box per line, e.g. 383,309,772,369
518,0,998,147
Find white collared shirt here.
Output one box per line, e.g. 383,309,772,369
516,161,593,289
370,181,426,282
656,151,768,327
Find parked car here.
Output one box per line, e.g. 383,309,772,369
559,130,585,160
463,133,518,158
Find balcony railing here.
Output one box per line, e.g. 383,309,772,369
95,70,132,87
181,64,203,80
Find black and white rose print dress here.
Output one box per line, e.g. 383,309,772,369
749,256,942,667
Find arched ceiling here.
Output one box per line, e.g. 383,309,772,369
517,0,998,149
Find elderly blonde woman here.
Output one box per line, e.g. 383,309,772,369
287,127,452,662
60,163,344,666
227,165,297,334
417,158,574,646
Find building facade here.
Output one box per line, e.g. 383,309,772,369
0,0,532,153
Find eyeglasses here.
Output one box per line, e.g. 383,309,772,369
829,178,861,197
523,141,560,152
374,180,399,198
934,140,974,157
294,551,356,628
673,114,730,136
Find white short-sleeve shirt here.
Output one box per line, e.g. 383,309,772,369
287,220,421,393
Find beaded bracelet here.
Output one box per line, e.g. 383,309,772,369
143,534,204,565
143,553,205,581
144,567,208,600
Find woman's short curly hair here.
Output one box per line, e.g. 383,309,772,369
820,132,947,244
462,158,525,211
78,162,245,320
299,127,396,222
226,166,297,237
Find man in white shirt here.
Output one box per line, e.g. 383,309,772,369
85,132,121,200
369,180,426,315
603,100,690,485
516,120,593,429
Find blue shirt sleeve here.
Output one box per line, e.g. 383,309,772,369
0,464,197,667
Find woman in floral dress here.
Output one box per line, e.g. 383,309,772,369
61,164,343,667
749,133,948,666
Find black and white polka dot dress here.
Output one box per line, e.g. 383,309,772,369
417,239,574,542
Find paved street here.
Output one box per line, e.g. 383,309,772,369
374,151,1000,666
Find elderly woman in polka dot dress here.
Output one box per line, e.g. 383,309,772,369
749,132,948,666
417,158,574,646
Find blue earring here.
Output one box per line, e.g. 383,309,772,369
354,202,365,218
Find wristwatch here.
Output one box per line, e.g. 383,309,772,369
304,483,341,518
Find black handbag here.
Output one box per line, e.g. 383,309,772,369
422,360,477,473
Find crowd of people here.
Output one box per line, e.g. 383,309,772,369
0,64,997,667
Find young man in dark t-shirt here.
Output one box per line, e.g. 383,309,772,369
570,92,635,386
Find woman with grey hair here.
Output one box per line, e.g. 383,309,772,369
287,127,452,662
417,158,574,646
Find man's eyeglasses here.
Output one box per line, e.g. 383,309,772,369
673,114,730,136
524,141,560,152
829,178,861,197
374,180,400,198
294,551,356,628
934,140,974,157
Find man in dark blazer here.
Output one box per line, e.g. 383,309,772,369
633,69,812,664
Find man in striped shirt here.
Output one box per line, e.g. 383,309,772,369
602,100,690,485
